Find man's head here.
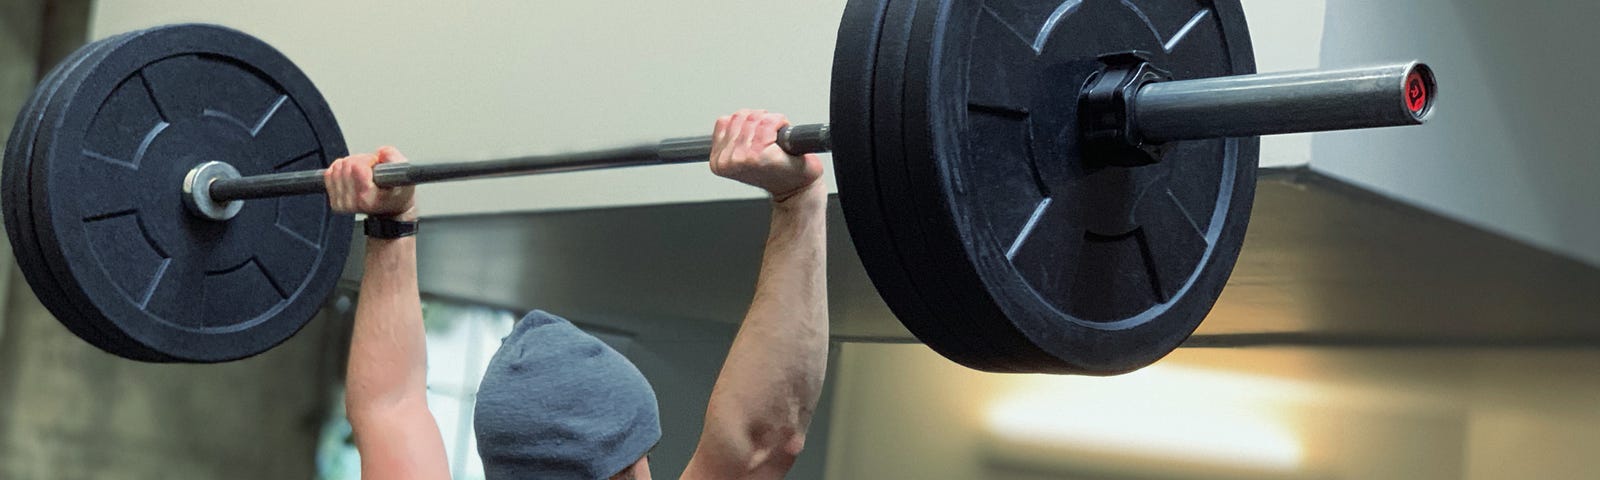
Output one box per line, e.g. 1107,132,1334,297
474,311,661,480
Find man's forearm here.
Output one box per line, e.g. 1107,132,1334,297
325,155,450,478
346,236,428,419
700,186,830,463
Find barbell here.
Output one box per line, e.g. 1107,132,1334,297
2,0,1435,373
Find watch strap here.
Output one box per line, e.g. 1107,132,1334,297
363,216,419,239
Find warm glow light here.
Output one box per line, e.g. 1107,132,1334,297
984,365,1306,472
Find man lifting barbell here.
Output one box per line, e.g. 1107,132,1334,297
9,3,1437,373
329,111,827,480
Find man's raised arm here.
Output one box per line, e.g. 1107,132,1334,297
329,147,451,480
685,111,831,480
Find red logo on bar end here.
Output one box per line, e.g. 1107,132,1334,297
1406,72,1429,114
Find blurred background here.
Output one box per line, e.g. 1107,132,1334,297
1,0,1598,479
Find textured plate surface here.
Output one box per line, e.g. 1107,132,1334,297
857,0,1259,373
836,0,1003,365
26,24,351,362
5,32,167,359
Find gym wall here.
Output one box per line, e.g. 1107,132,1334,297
0,0,37,316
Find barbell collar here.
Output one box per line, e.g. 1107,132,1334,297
182,161,245,221
1132,61,1436,144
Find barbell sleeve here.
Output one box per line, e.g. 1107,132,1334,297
1132,62,1436,143
208,123,836,202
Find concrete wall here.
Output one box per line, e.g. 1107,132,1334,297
0,0,43,337
1312,0,1600,267
0,269,348,479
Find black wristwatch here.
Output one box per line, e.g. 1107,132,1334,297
363,215,419,239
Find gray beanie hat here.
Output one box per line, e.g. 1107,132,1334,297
474,311,661,480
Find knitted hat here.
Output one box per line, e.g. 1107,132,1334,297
474,311,661,479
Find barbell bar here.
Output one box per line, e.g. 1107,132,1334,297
193,61,1433,218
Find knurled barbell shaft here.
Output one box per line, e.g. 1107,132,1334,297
206,63,1432,203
